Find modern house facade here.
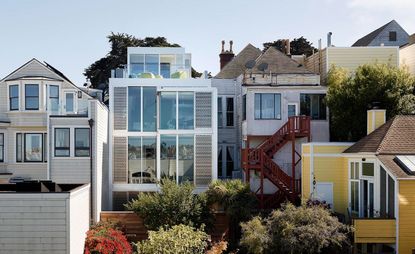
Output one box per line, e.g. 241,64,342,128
302,109,415,254
0,181,90,254
0,59,108,222
109,47,217,210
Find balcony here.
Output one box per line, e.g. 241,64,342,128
353,218,396,243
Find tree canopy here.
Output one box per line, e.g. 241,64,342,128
326,64,415,141
263,36,317,56
84,33,201,93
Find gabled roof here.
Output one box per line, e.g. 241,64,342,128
344,115,415,154
252,46,313,74
352,20,408,47
215,44,261,79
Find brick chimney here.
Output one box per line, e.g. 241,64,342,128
219,40,235,70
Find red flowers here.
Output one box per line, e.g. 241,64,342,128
84,221,132,254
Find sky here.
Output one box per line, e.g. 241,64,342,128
0,0,414,86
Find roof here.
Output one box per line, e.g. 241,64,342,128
252,46,313,74
215,44,261,79
352,21,393,47
378,155,415,179
344,115,415,154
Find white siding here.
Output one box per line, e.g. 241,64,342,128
400,44,415,75
69,185,90,254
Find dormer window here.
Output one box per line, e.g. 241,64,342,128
9,85,19,111
25,84,39,110
389,31,397,41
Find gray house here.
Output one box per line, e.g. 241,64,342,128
352,20,409,47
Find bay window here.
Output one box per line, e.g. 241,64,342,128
25,84,39,110
300,94,326,120
55,128,70,157
9,85,19,111
254,93,281,120
75,128,90,157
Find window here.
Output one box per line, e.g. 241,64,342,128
75,128,90,157
143,87,157,131
226,146,234,177
389,31,397,41
54,128,70,157
178,92,194,130
362,162,374,177
145,54,159,75
242,95,246,121
218,98,223,128
128,136,157,184
226,98,234,127
350,162,359,214
65,93,74,113
9,85,19,111
130,54,144,76
160,92,177,130
49,85,59,113
128,87,141,131
288,104,297,117
218,148,223,178
25,84,39,110
300,94,326,120
24,133,43,162
254,93,281,119
160,63,171,78
160,135,176,180
128,137,142,183
388,175,395,218
16,133,22,162
0,133,3,162
178,136,194,183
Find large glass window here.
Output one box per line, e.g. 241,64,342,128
128,137,157,184
54,128,70,157
49,85,59,113
254,93,281,119
65,93,74,113
0,133,3,162
178,136,194,183
75,128,90,157
178,92,194,130
143,87,157,132
218,98,223,128
160,135,176,180
145,54,159,75
9,85,19,111
24,133,43,162
128,137,142,183
25,84,39,110
160,63,171,78
226,98,234,127
160,92,177,130
350,162,359,215
130,54,144,76
142,137,156,183
300,94,326,120
128,87,141,131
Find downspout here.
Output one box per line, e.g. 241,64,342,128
88,118,95,225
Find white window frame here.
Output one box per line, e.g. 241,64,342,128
287,102,299,117
8,84,20,111
24,83,40,111
52,126,90,159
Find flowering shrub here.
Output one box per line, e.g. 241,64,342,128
84,220,132,254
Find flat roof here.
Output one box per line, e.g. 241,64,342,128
0,181,86,193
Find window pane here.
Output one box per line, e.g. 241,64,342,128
300,94,310,116
261,94,275,119
254,94,261,119
160,92,177,130
380,167,387,217
300,94,326,120
128,87,141,131
75,129,90,157
178,136,194,183
16,133,22,162
25,84,39,110
350,162,355,179
128,137,142,184
65,93,74,112
25,134,42,162
26,84,39,96
10,85,19,97
274,94,281,119
10,98,19,111
160,63,171,78
218,98,223,128
319,95,327,120
26,98,39,110
218,148,223,178
388,175,395,218
242,95,246,121
142,137,157,183
226,98,234,127
160,135,176,181
55,128,70,157
145,54,159,75
178,92,194,130
9,85,19,110
49,86,59,113
288,105,296,117
226,146,234,177
362,163,374,176
143,87,156,132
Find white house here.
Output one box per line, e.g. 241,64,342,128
0,59,108,222
109,47,217,210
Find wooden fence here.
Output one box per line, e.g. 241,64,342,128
100,211,229,242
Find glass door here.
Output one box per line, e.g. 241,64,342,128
64,92,75,114
361,179,374,218
287,103,298,117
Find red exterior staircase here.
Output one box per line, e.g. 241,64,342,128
242,116,311,209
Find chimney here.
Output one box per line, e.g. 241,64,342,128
285,39,291,56
327,32,332,47
367,102,386,135
219,40,235,70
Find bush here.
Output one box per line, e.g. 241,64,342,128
84,220,132,254
240,203,353,254
125,178,213,231
135,224,209,254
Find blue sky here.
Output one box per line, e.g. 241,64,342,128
0,0,414,86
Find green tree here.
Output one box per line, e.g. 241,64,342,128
326,64,415,141
84,33,201,94
125,179,212,231
240,203,353,254
263,36,317,56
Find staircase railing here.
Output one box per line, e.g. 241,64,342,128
262,151,293,192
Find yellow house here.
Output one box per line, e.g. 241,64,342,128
302,109,415,254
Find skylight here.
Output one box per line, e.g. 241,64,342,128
395,155,415,174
